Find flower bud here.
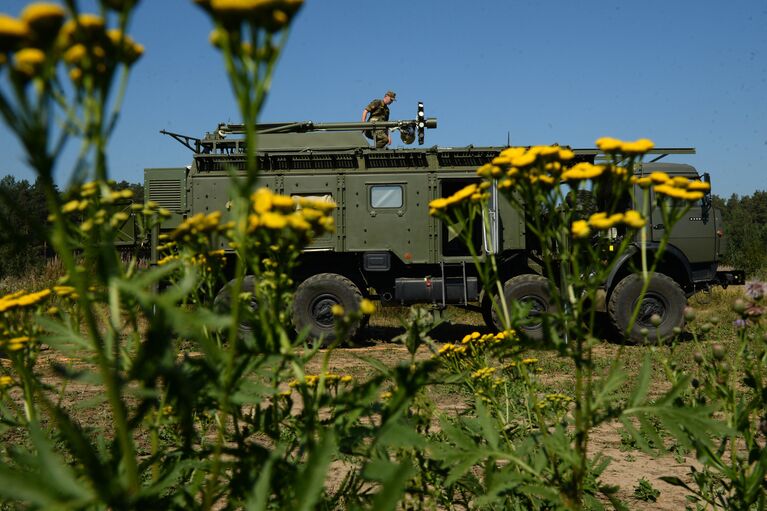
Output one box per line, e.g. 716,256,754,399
693,352,704,364
732,298,748,315
711,343,725,361
650,314,662,327
684,306,696,321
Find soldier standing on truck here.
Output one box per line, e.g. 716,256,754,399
361,90,396,148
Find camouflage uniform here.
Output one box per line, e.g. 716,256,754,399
364,98,390,149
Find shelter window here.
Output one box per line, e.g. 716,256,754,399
370,185,403,209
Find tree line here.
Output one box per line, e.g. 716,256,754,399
0,176,143,280
0,174,765,279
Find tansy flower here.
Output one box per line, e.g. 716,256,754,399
21,3,65,41
687,181,711,192
260,211,287,229
359,299,375,315
331,304,344,317
619,138,654,154
561,163,605,182
595,137,622,153
622,210,646,229
653,184,687,200
589,212,624,230
13,48,46,77
571,220,590,239
252,188,273,213
649,171,670,184
0,14,28,52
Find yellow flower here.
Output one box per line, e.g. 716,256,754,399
521,357,538,365
622,210,646,229
633,176,652,188
510,151,537,168
649,171,670,184
359,298,375,315
252,188,273,213
653,184,687,200
261,211,287,229
287,213,310,231
0,14,29,52
60,14,106,43
428,197,449,215
340,375,353,383
682,190,704,201
687,181,711,192
13,48,46,77
589,212,624,230
471,367,497,379
439,342,456,354
596,137,654,155
561,163,605,182
331,304,344,317
619,138,654,155
571,220,591,239
53,285,76,296
0,375,12,387
670,176,690,188
16,289,51,306
271,194,295,210
595,137,622,153
21,3,65,34
451,183,478,203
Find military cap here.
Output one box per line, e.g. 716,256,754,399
385,90,396,100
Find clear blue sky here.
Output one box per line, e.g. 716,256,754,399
1,0,766,198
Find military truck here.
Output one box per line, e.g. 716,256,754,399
145,104,743,343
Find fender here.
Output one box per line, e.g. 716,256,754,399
605,242,693,293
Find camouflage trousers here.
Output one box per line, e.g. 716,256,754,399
373,129,389,149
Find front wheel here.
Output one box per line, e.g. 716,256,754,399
490,274,557,341
608,272,686,344
292,273,363,343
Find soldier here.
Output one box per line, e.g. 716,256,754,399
361,90,396,148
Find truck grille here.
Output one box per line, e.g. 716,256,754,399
148,179,183,210
437,151,497,167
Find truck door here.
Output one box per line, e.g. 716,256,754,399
650,184,717,264
344,173,430,263
438,178,485,257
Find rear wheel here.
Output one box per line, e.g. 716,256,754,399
292,273,363,343
213,276,260,335
492,274,556,341
608,272,686,344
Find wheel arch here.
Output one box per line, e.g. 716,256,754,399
606,243,693,297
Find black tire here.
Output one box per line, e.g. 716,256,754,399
213,276,260,334
608,272,686,344
492,274,557,341
292,273,363,343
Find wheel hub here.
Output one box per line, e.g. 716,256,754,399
310,294,339,328
635,293,667,326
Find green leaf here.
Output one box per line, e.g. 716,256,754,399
295,430,337,511
29,423,94,503
369,459,413,511
475,399,499,451
628,354,652,407
245,454,275,511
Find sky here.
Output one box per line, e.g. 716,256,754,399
1,0,766,198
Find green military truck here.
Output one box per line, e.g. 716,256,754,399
145,105,743,343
